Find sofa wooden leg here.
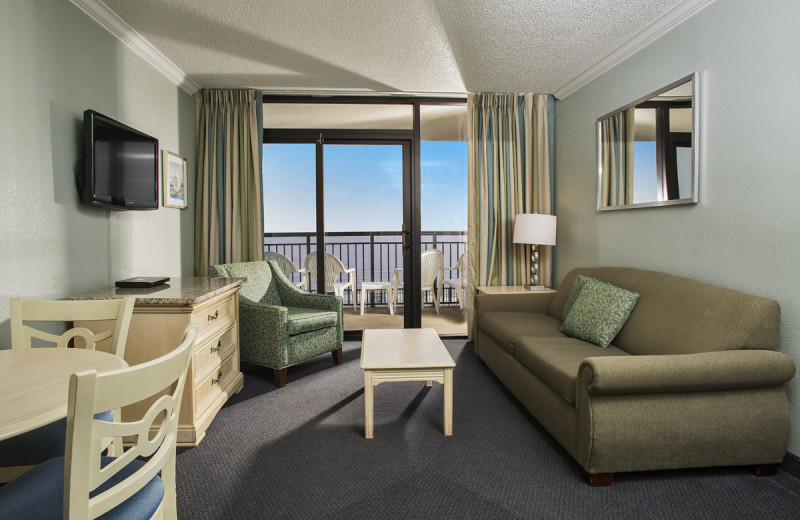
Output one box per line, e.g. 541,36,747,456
331,347,343,365
582,470,613,487
273,368,287,388
753,464,778,476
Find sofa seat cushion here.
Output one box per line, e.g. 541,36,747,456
481,312,566,355
286,307,338,335
515,337,630,404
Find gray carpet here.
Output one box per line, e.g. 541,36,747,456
176,340,800,519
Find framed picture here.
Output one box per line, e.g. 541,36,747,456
162,150,187,209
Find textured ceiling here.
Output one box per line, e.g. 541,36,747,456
102,0,686,95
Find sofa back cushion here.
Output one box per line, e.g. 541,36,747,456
209,261,282,306
548,267,781,355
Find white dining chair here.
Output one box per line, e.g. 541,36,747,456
393,249,444,314
304,251,358,311
441,252,467,310
0,324,197,519
0,297,136,483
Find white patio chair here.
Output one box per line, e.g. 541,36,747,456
441,252,467,310
304,251,358,311
393,249,444,314
264,251,306,290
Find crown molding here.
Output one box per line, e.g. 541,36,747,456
553,0,716,100
69,0,200,95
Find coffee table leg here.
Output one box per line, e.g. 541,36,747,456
364,370,374,439
443,368,453,436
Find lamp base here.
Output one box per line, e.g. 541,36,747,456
527,285,547,291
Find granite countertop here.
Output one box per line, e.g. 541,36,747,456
65,277,245,306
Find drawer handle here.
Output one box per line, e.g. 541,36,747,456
211,369,223,385
210,340,222,354
208,310,219,321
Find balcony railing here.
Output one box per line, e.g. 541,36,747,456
264,231,466,308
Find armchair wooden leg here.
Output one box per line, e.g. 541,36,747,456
273,368,287,388
331,347,343,365
582,470,613,487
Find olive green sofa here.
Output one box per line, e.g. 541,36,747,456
475,267,796,486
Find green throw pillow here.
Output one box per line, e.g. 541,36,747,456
560,277,639,348
562,274,591,319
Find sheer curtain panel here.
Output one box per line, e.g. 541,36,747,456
466,93,555,335
195,90,264,275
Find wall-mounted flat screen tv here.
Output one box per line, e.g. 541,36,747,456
78,110,159,210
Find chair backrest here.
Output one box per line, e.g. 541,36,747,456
264,251,300,277
64,324,197,519
9,297,136,358
209,261,282,305
421,249,444,285
304,252,347,292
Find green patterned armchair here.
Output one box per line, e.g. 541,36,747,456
209,260,343,388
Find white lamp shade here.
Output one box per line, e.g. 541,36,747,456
513,214,557,246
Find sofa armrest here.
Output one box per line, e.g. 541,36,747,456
475,292,555,316
578,350,796,395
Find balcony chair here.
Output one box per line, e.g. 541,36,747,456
264,250,306,290
209,260,343,388
393,249,444,314
441,252,466,310
0,297,136,484
0,324,197,519
303,251,358,311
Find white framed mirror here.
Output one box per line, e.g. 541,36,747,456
597,73,699,210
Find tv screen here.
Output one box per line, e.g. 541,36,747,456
79,110,159,210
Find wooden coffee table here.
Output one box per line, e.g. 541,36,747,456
360,328,456,439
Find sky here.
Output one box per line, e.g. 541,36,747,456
633,141,657,204
263,142,467,233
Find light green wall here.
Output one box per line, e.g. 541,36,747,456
554,0,800,454
0,0,195,341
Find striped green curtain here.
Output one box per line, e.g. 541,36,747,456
600,108,635,206
466,93,555,331
194,90,264,275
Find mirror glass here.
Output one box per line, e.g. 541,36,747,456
597,73,698,210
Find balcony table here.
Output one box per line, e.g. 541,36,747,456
0,348,127,441
360,281,394,315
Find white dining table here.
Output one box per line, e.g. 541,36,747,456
0,348,128,441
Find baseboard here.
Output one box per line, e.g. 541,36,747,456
781,451,800,480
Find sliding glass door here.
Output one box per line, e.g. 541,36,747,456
262,97,467,336
323,143,406,328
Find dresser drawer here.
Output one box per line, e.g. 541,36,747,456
194,324,238,383
195,350,238,411
191,295,236,341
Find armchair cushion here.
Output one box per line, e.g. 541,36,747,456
286,307,338,335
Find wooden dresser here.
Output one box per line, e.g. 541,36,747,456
68,277,245,446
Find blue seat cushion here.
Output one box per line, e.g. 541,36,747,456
0,410,114,467
0,455,164,519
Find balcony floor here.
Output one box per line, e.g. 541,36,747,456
342,304,467,336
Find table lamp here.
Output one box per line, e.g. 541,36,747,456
512,213,557,290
